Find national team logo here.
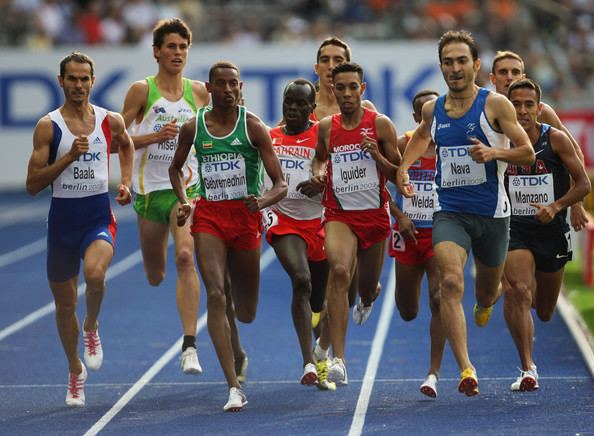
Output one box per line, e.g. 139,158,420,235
202,141,213,149
204,163,213,173
512,177,521,187
152,106,166,114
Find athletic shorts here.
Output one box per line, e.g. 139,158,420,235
265,210,325,262
389,225,434,265
509,221,572,272
191,198,263,250
322,207,390,250
432,211,510,267
47,193,116,282
133,185,198,223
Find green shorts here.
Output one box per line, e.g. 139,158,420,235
433,211,510,267
133,185,198,224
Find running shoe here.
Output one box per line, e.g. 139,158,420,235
474,303,493,327
235,355,248,384
420,374,438,398
65,362,87,407
315,358,336,391
180,347,203,375
328,357,348,386
223,387,248,412
301,362,318,386
83,328,103,371
458,367,479,396
511,364,539,392
352,300,373,326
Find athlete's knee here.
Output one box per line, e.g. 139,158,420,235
292,271,312,298
330,264,351,288
174,246,195,272
55,300,77,318
206,288,227,314
84,267,106,291
440,273,464,299
503,279,531,308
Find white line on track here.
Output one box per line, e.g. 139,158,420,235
349,264,396,436
84,246,277,436
0,248,147,342
0,237,46,268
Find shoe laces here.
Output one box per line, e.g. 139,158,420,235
84,331,100,356
68,373,83,398
316,359,329,380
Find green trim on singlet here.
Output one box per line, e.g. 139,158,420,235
143,76,197,117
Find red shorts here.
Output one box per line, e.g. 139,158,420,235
389,225,434,265
191,198,263,250
322,207,390,250
265,210,325,261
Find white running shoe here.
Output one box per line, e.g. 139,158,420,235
352,300,373,325
511,364,539,392
65,362,87,407
181,347,203,375
83,329,103,371
300,362,318,386
420,374,438,398
328,357,348,386
223,387,248,412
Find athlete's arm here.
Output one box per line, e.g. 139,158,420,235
531,128,591,224
362,114,400,183
120,81,179,150
168,118,196,226
245,113,288,211
191,80,210,108
26,115,88,195
396,100,434,198
309,117,331,191
472,93,534,165
108,112,133,205
362,99,377,112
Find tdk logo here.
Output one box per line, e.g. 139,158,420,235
437,123,450,130
204,161,240,172
441,147,469,158
334,150,370,164
513,175,549,187
75,152,101,162
152,106,166,114
279,158,305,170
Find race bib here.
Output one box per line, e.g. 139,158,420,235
261,207,279,231
402,180,435,222
201,157,248,201
439,144,486,188
331,148,380,209
508,174,554,216
279,156,311,200
391,230,405,252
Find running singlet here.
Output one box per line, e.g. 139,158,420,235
431,88,510,217
268,123,322,220
131,76,198,194
507,124,570,228
323,108,388,211
395,130,436,228
193,106,263,201
48,105,110,198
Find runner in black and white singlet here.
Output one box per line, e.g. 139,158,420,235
396,30,534,397
26,52,133,408
502,78,590,393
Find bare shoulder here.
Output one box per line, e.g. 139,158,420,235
190,80,209,106
33,114,54,142
549,125,570,144
128,79,149,96
362,99,378,112
318,115,332,130
421,98,437,119
538,102,561,126
486,90,513,109
106,110,126,131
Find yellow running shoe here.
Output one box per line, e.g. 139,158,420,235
458,367,479,397
474,304,493,327
311,311,321,329
315,358,336,391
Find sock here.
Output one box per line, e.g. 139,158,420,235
313,339,328,361
182,335,196,352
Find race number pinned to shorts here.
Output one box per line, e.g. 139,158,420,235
391,230,405,252
262,208,279,231
565,230,573,256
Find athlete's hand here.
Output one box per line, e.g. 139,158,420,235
176,202,192,227
243,194,261,211
296,179,323,197
68,135,89,160
157,118,179,142
115,184,132,206
360,135,380,160
570,202,589,231
469,137,496,163
397,215,418,244
298,175,326,197
396,167,415,198
531,202,560,224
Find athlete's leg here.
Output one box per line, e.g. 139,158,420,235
356,240,386,309
434,241,470,371
502,249,537,370
395,262,424,321
424,256,444,376
474,258,504,309
137,216,169,286
272,234,316,366
82,240,114,331
534,268,565,322
169,206,200,337
50,277,83,374
324,221,358,359
225,271,246,362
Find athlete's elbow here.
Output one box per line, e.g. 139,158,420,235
26,180,41,196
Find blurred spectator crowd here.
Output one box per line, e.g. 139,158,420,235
1,0,593,108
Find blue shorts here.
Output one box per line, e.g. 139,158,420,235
47,193,116,282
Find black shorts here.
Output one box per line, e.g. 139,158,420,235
508,222,572,272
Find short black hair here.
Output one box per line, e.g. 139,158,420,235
331,62,364,82
152,18,192,48
208,61,240,82
438,30,478,63
508,78,542,103
283,79,316,104
59,51,95,77
316,37,351,62
412,89,440,110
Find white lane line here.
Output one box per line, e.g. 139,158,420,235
84,246,277,436
349,265,396,436
557,292,594,379
0,237,46,269
0,249,145,342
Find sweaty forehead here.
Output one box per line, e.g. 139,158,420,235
334,71,360,84
212,67,239,81
320,44,347,59
64,61,92,76
442,42,472,59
